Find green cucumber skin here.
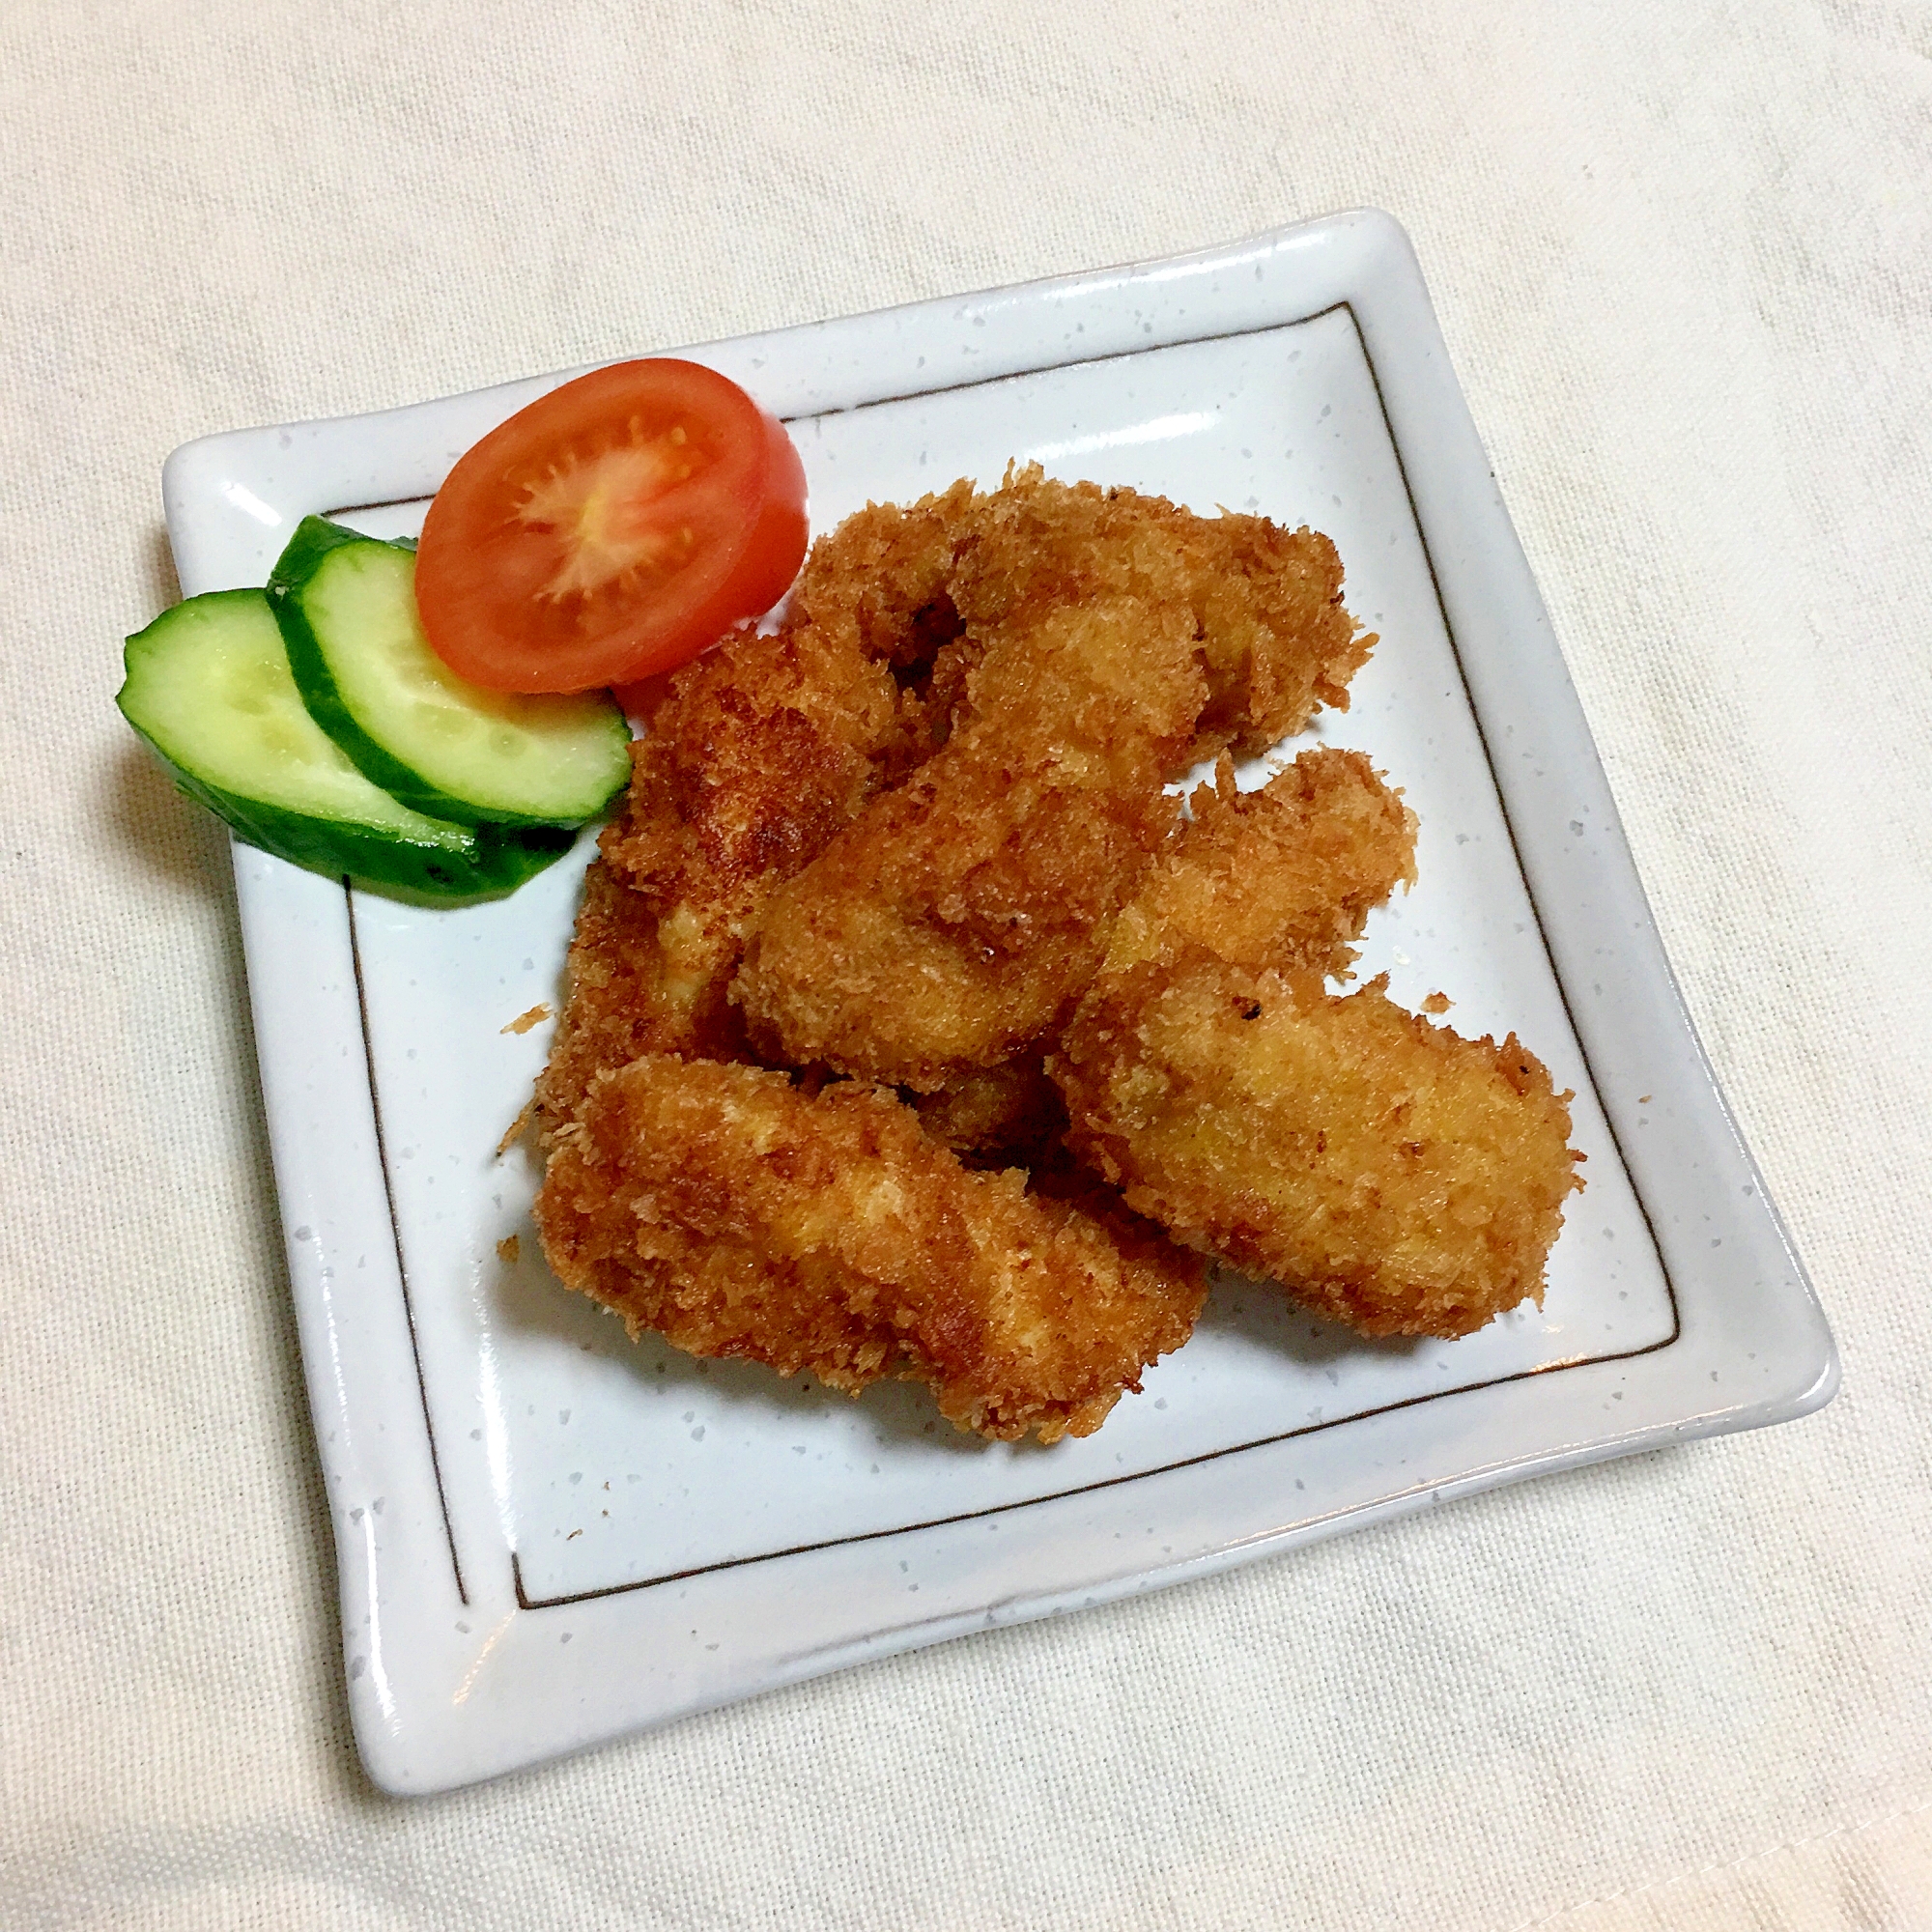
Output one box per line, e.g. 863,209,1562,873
119,589,575,901
267,517,629,829
266,518,495,825
126,705,575,899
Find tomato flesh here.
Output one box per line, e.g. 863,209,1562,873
414,359,808,694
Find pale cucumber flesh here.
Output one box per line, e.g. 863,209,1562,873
272,523,631,827
121,590,469,843
117,588,573,897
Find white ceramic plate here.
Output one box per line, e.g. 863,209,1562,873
163,210,1836,1796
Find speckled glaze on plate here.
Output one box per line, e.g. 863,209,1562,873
163,210,1835,1796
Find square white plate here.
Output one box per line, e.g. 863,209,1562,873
163,210,1835,1795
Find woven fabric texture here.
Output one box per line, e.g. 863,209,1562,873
2,2,1928,1927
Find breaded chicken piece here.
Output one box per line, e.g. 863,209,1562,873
734,471,1377,1090
908,751,1413,1166
1054,965,1581,1337
535,1057,1207,1442
535,626,907,1121
952,467,1373,761
1053,753,1576,1335
736,729,1183,1092
536,486,984,1126
1103,749,1420,980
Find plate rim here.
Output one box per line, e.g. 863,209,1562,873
164,207,1837,1795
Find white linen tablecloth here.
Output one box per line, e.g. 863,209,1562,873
4,2,1928,1925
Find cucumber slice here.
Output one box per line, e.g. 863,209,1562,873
118,588,573,898
268,517,631,828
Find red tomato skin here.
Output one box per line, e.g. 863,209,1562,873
609,419,807,714
611,411,809,686
414,359,810,695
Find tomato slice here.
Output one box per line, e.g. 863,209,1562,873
414,358,808,694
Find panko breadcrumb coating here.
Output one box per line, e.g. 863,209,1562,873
536,1057,1207,1442
1102,749,1420,980
907,748,1415,1167
733,469,1377,1090
534,468,1578,1437
786,475,977,671
535,484,984,1128
734,736,1182,1092
952,466,1373,761
534,627,905,1122
1056,964,1581,1336
1053,742,1578,1337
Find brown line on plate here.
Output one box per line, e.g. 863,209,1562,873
346,878,470,1607
1339,299,1682,1348
507,1319,1683,1611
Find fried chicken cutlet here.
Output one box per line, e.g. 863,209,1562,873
1102,748,1420,980
1053,751,1581,1337
536,1057,1207,1442
1056,967,1581,1337
733,469,1377,1091
533,465,1577,1443
535,482,981,1128
909,748,1415,1167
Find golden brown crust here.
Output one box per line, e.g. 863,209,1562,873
534,468,1580,1434
951,469,1374,760
1050,750,1574,1336
535,487,989,1128
787,476,977,670
735,744,1180,1091
532,631,903,1120
732,469,1377,1090
1055,964,1582,1338
535,1058,1207,1442
1101,748,1419,981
